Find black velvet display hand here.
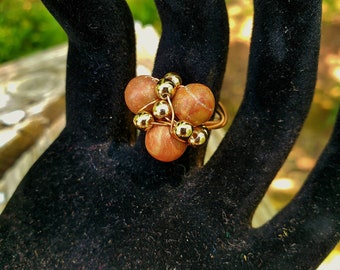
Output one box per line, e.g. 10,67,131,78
0,0,339,269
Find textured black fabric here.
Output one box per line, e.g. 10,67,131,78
0,0,339,269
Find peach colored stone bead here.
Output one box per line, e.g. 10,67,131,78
145,125,187,162
172,83,215,126
124,75,158,114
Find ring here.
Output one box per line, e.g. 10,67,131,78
124,72,228,162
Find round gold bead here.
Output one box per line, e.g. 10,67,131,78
133,111,154,130
155,78,176,99
164,72,182,87
188,127,209,146
173,121,193,139
153,100,171,119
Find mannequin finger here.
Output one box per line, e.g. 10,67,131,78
42,0,136,142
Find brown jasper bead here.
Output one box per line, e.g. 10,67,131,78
145,125,187,162
124,75,158,114
172,84,215,126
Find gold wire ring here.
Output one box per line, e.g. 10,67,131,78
133,73,228,146
203,102,228,130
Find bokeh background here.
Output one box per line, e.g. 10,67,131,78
0,0,339,268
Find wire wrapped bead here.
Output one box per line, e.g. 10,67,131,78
155,78,176,99
124,75,158,114
153,100,171,119
173,121,193,140
164,72,182,87
188,127,209,146
133,111,154,130
145,125,187,162
172,84,215,126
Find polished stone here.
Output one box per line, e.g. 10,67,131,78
145,125,187,162
124,75,158,114
172,83,215,126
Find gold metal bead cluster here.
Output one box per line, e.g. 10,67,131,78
124,72,227,162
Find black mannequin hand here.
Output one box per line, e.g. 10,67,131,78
0,0,338,269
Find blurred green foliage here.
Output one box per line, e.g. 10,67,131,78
127,0,161,31
0,0,67,63
0,0,160,64
323,0,340,22
0,0,339,64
